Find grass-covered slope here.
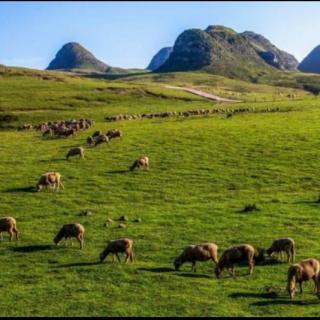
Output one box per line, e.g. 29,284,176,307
1,67,320,316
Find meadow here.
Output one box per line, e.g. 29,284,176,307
1,67,320,316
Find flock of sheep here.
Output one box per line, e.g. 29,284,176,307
3,116,319,306
104,106,283,122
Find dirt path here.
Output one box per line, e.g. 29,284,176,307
165,85,241,103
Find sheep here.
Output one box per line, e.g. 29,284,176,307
66,147,84,160
92,130,102,138
36,172,64,192
130,156,149,171
287,258,320,299
106,129,122,140
215,244,257,278
53,223,85,249
99,238,134,263
0,217,19,241
266,238,295,263
87,136,94,146
174,243,218,272
94,134,109,147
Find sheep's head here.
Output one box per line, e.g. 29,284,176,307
215,266,222,278
173,257,182,271
99,249,108,263
266,247,273,256
287,282,297,299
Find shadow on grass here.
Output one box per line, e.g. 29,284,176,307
39,158,66,163
259,258,284,266
229,292,280,299
250,299,320,307
175,272,212,279
106,170,130,174
4,186,36,193
10,245,54,253
136,267,174,273
55,261,101,268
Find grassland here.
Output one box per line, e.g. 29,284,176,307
1,67,320,316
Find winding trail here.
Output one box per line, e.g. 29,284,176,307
165,85,241,103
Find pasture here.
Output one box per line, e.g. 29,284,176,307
1,68,320,316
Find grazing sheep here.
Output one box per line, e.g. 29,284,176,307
174,243,218,272
100,238,134,263
287,258,320,299
53,223,85,249
94,134,109,146
106,129,122,140
87,136,94,146
0,217,19,241
36,172,64,192
66,147,84,160
266,238,295,263
92,130,102,138
215,244,257,278
130,156,149,171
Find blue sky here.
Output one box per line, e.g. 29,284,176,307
1,1,320,69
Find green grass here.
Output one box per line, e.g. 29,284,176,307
1,67,320,316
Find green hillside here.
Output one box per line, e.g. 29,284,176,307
1,67,320,316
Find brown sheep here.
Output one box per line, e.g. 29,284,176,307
100,238,134,263
87,136,94,146
36,172,64,192
94,134,109,147
266,238,295,263
287,258,320,299
0,217,19,241
106,129,122,140
215,244,257,278
53,223,85,249
130,156,149,171
174,243,218,272
92,130,102,138
66,147,84,160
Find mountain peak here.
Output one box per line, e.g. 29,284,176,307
299,45,320,73
47,42,109,72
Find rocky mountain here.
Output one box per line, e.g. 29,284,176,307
298,45,320,73
156,25,298,80
241,31,298,70
147,47,173,71
47,42,126,74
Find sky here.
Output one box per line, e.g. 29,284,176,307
1,1,320,70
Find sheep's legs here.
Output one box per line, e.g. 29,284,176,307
299,282,303,294
8,230,13,242
77,235,83,249
116,253,121,263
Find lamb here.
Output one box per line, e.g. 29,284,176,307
36,172,64,192
0,217,19,241
87,136,94,146
92,130,102,138
53,223,85,249
99,238,134,263
174,242,218,272
66,147,84,160
130,156,149,171
106,129,122,140
266,238,295,263
215,244,257,278
287,258,320,299
94,134,109,146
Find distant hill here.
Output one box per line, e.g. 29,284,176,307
241,31,298,70
298,45,320,73
147,47,173,71
157,25,298,81
47,42,127,74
